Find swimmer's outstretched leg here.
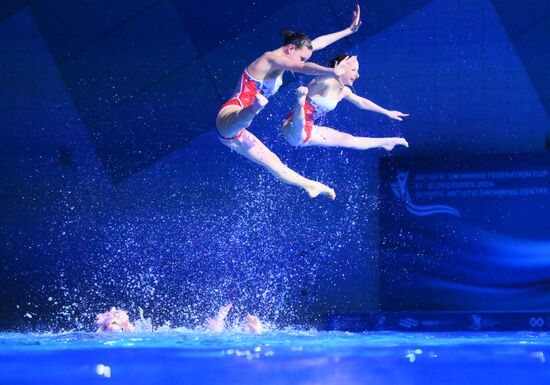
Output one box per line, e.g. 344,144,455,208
303,125,408,150
216,94,269,138
282,87,308,146
220,130,336,199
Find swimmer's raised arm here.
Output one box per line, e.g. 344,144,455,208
267,53,357,77
342,87,409,121
311,4,362,51
266,52,334,75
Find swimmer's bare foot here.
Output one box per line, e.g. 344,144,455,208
382,138,408,151
296,86,309,107
305,181,336,200
243,314,265,334
251,93,268,114
205,303,233,332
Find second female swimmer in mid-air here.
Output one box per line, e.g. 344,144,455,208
282,53,409,151
216,5,362,200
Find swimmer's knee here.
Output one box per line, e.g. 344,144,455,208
282,127,305,147
215,116,226,131
216,122,238,139
217,136,233,150
338,132,355,144
285,135,303,147
216,128,230,141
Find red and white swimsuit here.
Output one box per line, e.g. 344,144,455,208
283,94,339,143
217,69,283,140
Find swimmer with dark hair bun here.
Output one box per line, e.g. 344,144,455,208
216,5,362,200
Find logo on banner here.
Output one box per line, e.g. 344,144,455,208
471,315,482,331
529,317,544,328
399,317,419,328
391,171,460,217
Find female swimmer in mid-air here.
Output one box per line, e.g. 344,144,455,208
216,5,362,200
282,53,409,150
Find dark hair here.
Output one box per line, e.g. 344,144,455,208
329,54,350,68
280,30,313,50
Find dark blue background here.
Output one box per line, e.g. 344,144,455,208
0,0,549,330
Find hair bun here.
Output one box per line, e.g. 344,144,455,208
280,29,295,38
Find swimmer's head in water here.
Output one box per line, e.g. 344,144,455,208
281,30,313,62
330,54,360,86
95,307,135,332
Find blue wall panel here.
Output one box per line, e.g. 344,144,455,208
57,0,198,123
0,0,28,22
512,18,550,103
31,0,159,60
490,0,550,36
88,60,219,181
173,0,296,55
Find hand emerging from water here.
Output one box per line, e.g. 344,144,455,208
205,303,233,332
243,314,265,334
205,304,265,334
349,4,362,33
386,110,410,121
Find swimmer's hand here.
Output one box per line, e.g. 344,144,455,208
332,56,358,86
349,4,362,33
205,303,233,332
243,314,265,334
386,110,409,121
332,56,357,77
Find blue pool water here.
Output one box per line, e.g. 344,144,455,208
1,331,549,384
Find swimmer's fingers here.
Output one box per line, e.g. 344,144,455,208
342,56,358,68
387,110,409,121
205,317,219,330
217,303,233,319
333,56,356,77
